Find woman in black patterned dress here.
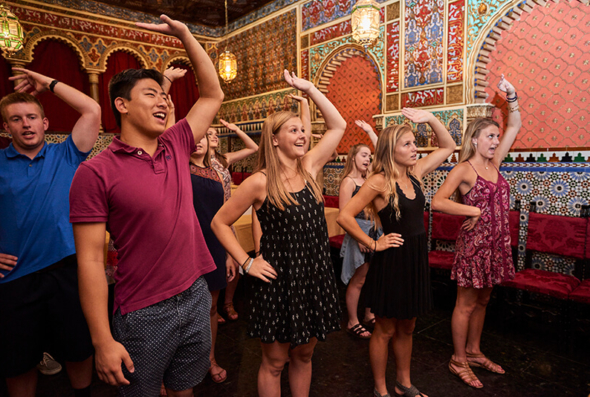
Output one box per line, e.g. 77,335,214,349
338,109,455,397
212,70,346,397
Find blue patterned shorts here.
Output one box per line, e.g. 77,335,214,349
113,277,212,396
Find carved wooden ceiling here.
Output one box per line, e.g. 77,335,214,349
95,0,276,28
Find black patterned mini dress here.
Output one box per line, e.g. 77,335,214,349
249,184,341,347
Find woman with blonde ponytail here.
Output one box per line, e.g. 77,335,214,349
338,108,455,397
212,70,346,397
431,75,521,389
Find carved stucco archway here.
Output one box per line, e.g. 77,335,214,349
163,55,198,85
311,44,382,132
97,44,150,73
23,32,89,70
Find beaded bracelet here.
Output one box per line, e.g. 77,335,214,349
506,93,518,103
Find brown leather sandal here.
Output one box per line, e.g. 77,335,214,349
466,352,505,374
224,302,238,321
449,359,483,389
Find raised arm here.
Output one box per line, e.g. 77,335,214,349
11,68,100,152
212,173,276,282
290,94,312,151
354,120,378,148
160,66,187,95
219,119,259,165
283,71,346,176
137,15,224,143
431,163,481,231
165,95,176,129
337,174,404,252
403,108,455,179
493,75,521,167
73,222,135,386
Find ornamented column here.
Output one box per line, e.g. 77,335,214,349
87,71,100,104
8,58,27,88
465,103,495,125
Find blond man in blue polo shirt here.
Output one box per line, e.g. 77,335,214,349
0,69,100,397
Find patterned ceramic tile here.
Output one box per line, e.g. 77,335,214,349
447,0,465,83
215,89,298,124
310,20,352,46
404,0,444,88
386,21,400,93
485,0,590,149
302,0,387,32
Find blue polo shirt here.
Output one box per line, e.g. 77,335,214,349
0,135,89,283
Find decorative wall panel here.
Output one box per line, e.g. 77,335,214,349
485,0,590,149
215,89,298,124
325,55,382,153
309,26,385,82
310,20,351,46
386,21,400,93
404,0,444,88
447,0,465,82
466,0,510,53
302,0,387,32
301,49,309,80
401,88,445,108
218,9,297,101
384,108,463,148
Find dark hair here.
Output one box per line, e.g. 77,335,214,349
0,92,45,122
108,68,164,127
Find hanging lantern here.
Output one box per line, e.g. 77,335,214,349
351,0,380,48
219,50,237,83
0,4,24,56
218,0,237,83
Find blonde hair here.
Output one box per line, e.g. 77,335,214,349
366,124,419,221
454,118,499,202
341,144,371,181
255,111,323,211
191,134,211,168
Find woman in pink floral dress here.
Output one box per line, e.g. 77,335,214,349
432,75,521,389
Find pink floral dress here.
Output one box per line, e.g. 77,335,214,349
451,161,515,288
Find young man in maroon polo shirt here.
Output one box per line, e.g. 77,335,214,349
69,15,223,397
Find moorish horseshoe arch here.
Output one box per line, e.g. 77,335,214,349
97,44,150,73
24,32,89,71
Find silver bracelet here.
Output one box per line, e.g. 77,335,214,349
244,257,254,274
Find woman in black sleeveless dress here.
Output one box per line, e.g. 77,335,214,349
338,108,455,397
212,70,346,397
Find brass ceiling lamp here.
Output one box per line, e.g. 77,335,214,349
218,0,237,83
0,2,24,56
351,0,380,48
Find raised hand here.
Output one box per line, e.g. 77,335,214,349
10,68,53,96
247,255,278,283
375,233,404,251
283,70,314,93
164,66,187,83
220,119,240,133
136,14,189,39
497,74,516,96
354,120,375,135
401,108,433,124
289,94,308,104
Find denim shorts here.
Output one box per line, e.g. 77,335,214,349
113,277,212,396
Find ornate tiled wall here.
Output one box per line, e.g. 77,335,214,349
384,108,464,148
302,0,388,32
215,9,297,102
322,160,590,275
214,89,298,124
484,0,590,149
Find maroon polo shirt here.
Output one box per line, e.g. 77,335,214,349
70,119,216,314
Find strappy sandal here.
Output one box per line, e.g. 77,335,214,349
346,323,371,339
224,302,239,321
209,359,227,383
466,352,505,374
374,389,391,397
394,381,426,397
449,359,483,389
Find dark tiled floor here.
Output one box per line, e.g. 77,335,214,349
2,275,589,397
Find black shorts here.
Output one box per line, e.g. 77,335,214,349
0,255,94,378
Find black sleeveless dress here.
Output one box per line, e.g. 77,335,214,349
249,184,341,347
363,175,432,319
